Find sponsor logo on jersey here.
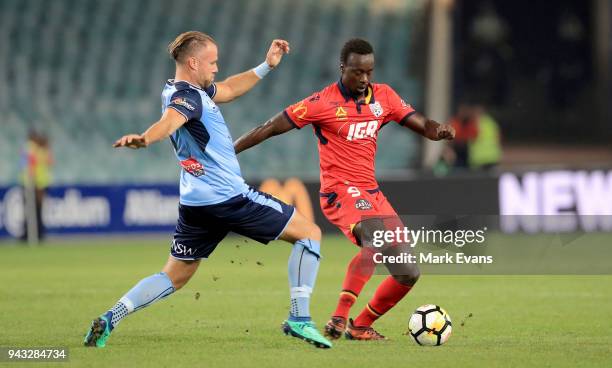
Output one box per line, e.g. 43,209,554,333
171,97,196,111
355,198,373,210
346,120,379,141
292,101,308,119
369,101,383,117
180,157,205,177
336,106,348,120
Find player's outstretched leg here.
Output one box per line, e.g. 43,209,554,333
84,257,199,347
349,243,420,341
278,211,332,349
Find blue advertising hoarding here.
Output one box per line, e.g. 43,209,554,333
0,184,180,238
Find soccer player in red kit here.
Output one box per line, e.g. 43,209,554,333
234,39,455,340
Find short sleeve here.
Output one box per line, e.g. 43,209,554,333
167,89,203,121
283,93,323,129
204,83,217,99
384,86,416,124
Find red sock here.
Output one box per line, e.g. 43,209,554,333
333,249,375,319
353,276,413,327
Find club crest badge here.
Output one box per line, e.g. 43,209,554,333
369,101,383,118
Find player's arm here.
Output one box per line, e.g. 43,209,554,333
234,91,320,153
384,85,454,141
234,112,294,154
113,108,187,149
213,40,290,104
400,112,455,141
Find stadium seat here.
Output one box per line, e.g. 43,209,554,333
0,0,423,184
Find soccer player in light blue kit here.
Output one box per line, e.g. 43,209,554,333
83,31,332,349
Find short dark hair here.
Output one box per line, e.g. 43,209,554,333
340,38,374,64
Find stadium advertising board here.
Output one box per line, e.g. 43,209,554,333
499,171,612,232
0,185,180,238
1,170,611,238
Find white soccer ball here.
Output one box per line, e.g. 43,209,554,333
408,304,452,346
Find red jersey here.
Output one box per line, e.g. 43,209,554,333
284,81,416,191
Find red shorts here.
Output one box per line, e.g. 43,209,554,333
319,184,403,245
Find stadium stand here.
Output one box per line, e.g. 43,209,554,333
0,0,425,184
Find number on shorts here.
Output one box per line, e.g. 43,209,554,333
347,186,361,197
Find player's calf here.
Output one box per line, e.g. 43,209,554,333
391,266,420,286
277,210,331,347
349,228,419,332
83,257,200,348
162,257,201,290
381,244,420,286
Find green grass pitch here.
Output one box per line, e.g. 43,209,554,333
1,235,611,367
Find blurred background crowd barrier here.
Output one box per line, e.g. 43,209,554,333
1,0,610,240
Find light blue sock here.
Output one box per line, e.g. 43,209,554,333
287,239,321,322
104,272,175,330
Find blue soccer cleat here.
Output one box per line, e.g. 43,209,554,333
282,320,332,349
83,313,113,348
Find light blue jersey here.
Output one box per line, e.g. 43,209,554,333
161,79,248,205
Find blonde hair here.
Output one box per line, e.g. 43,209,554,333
167,31,216,63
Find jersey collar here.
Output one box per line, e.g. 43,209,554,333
167,79,205,91
336,79,375,105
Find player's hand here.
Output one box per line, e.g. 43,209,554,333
265,39,290,68
113,134,148,149
436,124,455,140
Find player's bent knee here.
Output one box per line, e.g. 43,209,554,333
167,273,190,290
308,222,322,242
162,257,200,290
295,213,321,241
280,211,321,243
392,265,420,286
